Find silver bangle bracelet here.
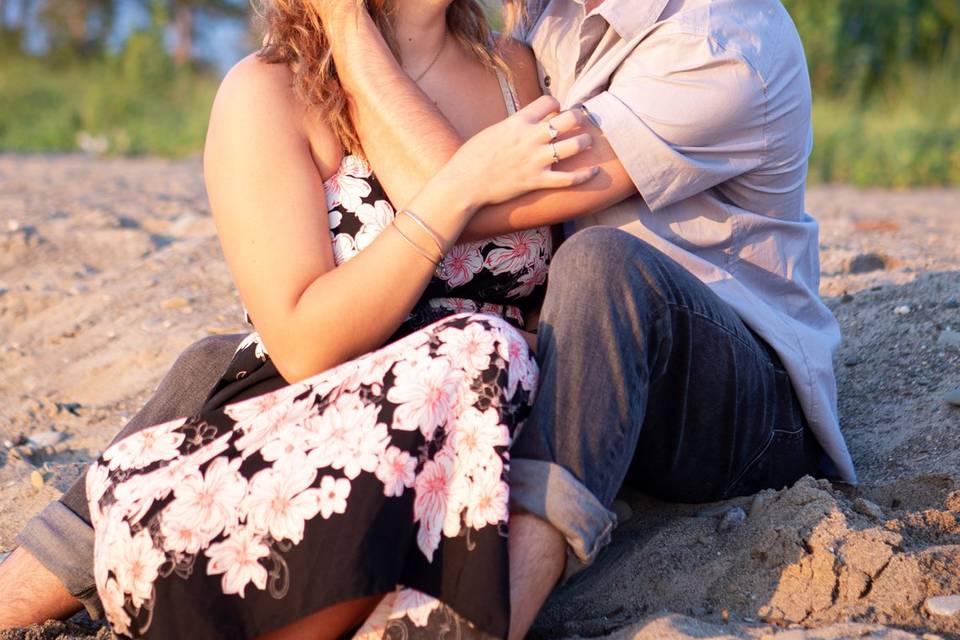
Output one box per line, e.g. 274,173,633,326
392,221,441,266
399,209,445,259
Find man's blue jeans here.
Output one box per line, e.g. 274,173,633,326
14,227,823,616
508,227,824,575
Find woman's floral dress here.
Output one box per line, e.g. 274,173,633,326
87,155,553,640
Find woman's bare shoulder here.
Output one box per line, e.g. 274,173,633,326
216,53,299,115
498,38,542,107
210,54,341,174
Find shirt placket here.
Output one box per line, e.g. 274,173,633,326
576,15,606,78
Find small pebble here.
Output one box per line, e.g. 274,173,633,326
27,431,65,448
937,330,960,350
55,401,82,416
945,490,960,512
611,499,633,524
717,506,747,532
840,292,854,303
140,317,166,332
946,388,960,407
852,497,883,521
749,490,774,517
30,469,46,489
27,431,64,449
696,504,731,518
847,252,888,274
894,305,911,315
843,355,861,367
925,595,960,617
162,296,190,311
767,631,807,640
945,299,960,309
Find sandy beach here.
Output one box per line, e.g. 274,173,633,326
1,154,958,639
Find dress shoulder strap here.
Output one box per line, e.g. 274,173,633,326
494,68,521,116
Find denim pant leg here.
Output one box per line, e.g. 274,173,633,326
15,334,244,617
510,227,823,576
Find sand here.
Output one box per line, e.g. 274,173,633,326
0,155,958,639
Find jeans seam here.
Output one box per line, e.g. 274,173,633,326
599,416,632,504
664,301,768,360
582,518,616,563
723,426,807,498
724,430,774,497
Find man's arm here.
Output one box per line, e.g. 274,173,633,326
327,9,637,242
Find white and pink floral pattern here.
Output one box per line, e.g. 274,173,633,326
323,156,552,339
90,314,536,639
91,157,549,640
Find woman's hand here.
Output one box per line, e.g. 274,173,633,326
309,0,361,28
438,96,596,210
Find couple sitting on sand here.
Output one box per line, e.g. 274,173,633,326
0,0,856,637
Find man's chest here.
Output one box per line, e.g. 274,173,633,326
526,5,623,105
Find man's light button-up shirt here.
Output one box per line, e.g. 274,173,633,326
524,0,856,483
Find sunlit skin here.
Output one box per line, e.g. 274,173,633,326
0,0,613,635
202,0,596,637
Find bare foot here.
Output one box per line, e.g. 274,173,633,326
0,547,82,630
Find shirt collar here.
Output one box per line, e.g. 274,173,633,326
569,0,670,40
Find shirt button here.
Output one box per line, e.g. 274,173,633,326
543,75,552,88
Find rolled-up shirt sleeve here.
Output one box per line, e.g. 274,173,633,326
582,29,768,211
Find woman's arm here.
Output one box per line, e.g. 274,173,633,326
323,8,637,242
204,57,593,383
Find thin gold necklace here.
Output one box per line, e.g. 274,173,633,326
409,31,448,84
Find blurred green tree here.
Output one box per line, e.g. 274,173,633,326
156,0,248,65
39,0,115,58
782,0,959,100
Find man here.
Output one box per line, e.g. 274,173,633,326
0,0,855,635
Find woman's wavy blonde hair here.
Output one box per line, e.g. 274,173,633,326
256,0,524,154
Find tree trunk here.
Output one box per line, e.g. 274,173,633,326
65,1,87,43
173,3,193,66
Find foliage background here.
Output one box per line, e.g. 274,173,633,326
0,0,957,186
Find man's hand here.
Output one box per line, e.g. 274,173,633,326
324,14,636,241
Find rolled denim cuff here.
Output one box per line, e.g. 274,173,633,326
15,501,102,619
509,458,617,582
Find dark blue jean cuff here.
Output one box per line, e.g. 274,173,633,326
509,458,617,582
15,501,102,619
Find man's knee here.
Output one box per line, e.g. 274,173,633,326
169,334,244,380
545,227,664,321
140,333,244,423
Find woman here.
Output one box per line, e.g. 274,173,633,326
86,0,595,638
